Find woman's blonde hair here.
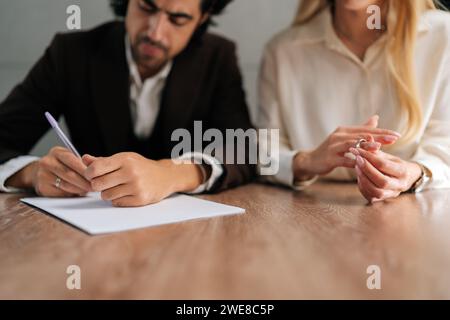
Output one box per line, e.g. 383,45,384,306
293,0,438,144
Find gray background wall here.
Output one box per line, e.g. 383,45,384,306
0,0,299,156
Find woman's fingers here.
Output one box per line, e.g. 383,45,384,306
360,141,381,151
351,148,405,178
332,140,381,155
334,156,356,168
355,166,398,203
338,126,401,137
363,115,379,128
330,139,381,171
356,167,381,202
355,155,402,190
333,132,398,145
372,135,399,145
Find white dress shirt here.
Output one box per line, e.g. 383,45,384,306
0,35,223,193
258,9,450,191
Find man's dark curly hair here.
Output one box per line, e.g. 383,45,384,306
109,0,233,42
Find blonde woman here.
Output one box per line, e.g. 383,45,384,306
258,0,450,202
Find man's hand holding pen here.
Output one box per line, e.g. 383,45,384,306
5,149,206,207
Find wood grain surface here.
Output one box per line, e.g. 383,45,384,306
1,182,449,299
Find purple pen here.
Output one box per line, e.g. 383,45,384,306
45,112,81,158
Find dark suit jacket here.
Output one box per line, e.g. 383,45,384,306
0,22,256,192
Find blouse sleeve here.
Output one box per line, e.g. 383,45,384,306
257,43,317,189
411,53,450,190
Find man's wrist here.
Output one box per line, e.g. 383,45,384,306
161,159,205,193
5,161,37,189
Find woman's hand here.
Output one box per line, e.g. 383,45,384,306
350,147,423,203
293,116,401,181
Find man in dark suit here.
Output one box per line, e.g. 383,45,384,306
0,0,255,207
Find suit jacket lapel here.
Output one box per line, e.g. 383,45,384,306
90,22,132,156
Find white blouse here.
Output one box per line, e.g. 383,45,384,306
258,8,450,191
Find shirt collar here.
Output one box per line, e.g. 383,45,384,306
297,7,431,67
321,8,389,55
125,34,172,89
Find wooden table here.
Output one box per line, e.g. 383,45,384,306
1,182,450,299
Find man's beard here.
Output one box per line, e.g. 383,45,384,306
133,34,169,63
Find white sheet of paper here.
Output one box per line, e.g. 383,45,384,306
21,193,244,235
